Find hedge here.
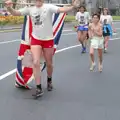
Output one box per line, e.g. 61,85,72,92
65,15,120,22
0,15,120,26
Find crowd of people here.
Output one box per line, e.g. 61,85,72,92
4,0,115,98
75,6,115,72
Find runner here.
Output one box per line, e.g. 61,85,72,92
5,0,80,98
88,13,104,72
100,8,115,53
75,6,90,53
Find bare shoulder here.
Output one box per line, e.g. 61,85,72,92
99,23,103,28
89,23,93,27
88,23,93,30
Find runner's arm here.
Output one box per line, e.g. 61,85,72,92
110,16,116,32
57,0,79,13
75,12,79,21
100,15,103,24
87,12,92,23
94,24,103,37
6,7,30,16
5,0,29,16
6,7,21,16
88,24,93,38
57,6,75,13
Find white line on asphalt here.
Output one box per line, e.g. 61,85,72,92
63,29,73,32
0,36,120,80
116,27,120,30
0,31,119,44
0,32,75,44
0,69,16,80
0,44,81,80
0,33,76,44
62,32,76,36
0,39,20,44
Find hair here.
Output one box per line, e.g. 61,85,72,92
92,13,100,20
103,8,109,15
79,5,86,11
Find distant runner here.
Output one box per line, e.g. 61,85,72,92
88,13,104,72
100,8,116,53
75,6,91,53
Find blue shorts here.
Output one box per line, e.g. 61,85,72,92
103,24,112,37
77,25,88,31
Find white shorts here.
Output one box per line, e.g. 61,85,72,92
90,37,104,49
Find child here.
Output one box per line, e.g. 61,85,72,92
88,13,104,72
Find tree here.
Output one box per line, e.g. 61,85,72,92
12,0,17,9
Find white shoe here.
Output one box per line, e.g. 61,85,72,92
98,64,103,72
90,62,96,71
104,48,107,53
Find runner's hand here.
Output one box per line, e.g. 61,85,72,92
4,0,13,8
72,0,81,8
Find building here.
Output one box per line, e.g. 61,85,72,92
0,0,120,14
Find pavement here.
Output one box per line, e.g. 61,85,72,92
0,20,120,32
0,22,120,120
0,23,74,32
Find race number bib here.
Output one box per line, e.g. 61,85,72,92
79,16,85,25
34,15,42,25
103,19,107,24
33,9,47,26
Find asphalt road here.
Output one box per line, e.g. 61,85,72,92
0,22,120,120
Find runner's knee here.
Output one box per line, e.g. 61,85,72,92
46,62,53,69
33,59,40,68
90,48,94,55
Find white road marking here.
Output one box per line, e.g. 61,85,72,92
0,39,20,44
0,31,120,80
0,69,16,80
0,36,120,80
0,44,81,80
63,29,73,32
0,31,119,44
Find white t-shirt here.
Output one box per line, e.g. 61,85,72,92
100,15,113,25
75,12,90,26
19,4,59,40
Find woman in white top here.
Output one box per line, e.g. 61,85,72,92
100,8,115,53
75,6,90,53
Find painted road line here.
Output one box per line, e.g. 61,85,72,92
0,31,119,45
0,39,20,44
0,32,77,44
0,27,120,33
0,44,81,80
0,36,120,80
0,28,73,33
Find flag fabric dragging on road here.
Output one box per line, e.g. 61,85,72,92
15,13,66,89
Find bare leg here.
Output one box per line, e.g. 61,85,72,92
31,45,42,85
43,47,54,91
77,31,83,46
90,47,96,71
82,31,88,50
43,48,54,78
104,36,109,52
98,48,103,72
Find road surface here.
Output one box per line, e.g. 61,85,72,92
0,22,120,120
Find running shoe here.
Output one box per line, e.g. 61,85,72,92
98,63,103,72
32,88,44,98
90,62,96,71
47,81,53,91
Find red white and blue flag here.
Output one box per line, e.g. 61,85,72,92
15,12,66,89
